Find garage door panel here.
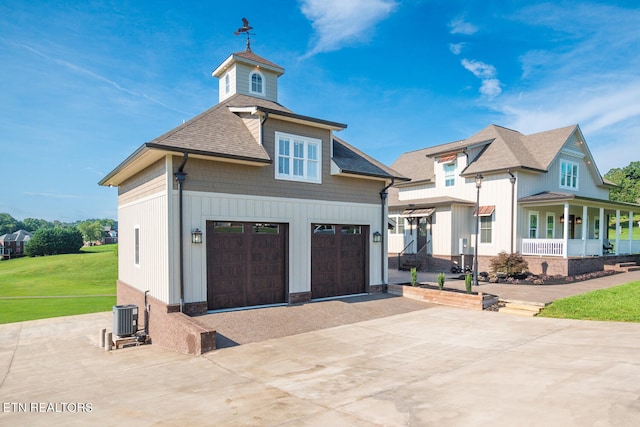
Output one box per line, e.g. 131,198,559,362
207,221,287,310
311,224,367,299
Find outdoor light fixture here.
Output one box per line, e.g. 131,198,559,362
576,217,583,224
373,231,382,243
560,215,565,223
473,174,484,286
191,228,202,244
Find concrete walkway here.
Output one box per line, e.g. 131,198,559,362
1,270,639,425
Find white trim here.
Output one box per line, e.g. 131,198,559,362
275,131,322,184
560,148,586,159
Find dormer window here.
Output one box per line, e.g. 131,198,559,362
444,162,456,187
250,70,265,95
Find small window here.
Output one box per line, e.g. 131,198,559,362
213,222,244,233
444,162,456,187
389,216,405,235
224,74,230,94
341,225,362,234
560,160,579,190
250,71,264,95
253,224,279,234
314,225,335,234
480,215,492,243
134,226,140,266
546,214,555,238
529,212,539,238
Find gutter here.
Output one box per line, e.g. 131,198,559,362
380,178,395,291
175,153,188,313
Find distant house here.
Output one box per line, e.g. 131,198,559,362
0,229,32,259
99,45,405,354
102,226,118,244
388,124,640,276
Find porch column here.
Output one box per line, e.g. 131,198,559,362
562,203,569,258
616,210,621,255
582,205,588,257
629,210,633,254
599,208,605,254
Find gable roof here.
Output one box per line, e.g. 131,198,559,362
392,124,609,187
332,136,408,181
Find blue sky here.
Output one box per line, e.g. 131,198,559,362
1,0,639,222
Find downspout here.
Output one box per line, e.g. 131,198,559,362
508,170,516,254
380,178,395,291
174,153,188,313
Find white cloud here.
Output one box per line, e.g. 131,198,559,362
448,17,478,35
461,59,502,98
300,0,397,57
448,42,465,55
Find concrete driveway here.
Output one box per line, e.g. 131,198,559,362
1,285,640,426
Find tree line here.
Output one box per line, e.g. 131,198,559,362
0,214,116,257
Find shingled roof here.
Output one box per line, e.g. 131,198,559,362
332,136,408,181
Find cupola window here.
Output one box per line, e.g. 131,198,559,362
250,70,264,95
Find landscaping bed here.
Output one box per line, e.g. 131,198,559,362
388,283,497,310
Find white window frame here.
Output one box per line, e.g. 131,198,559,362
275,132,322,184
480,214,493,244
134,226,140,267
390,215,405,235
528,211,539,239
249,70,265,96
224,74,230,94
546,213,555,239
444,162,456,187
559,159,579,190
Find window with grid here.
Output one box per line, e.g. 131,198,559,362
276,132,321,183
560,160,579,190
480,215,492,243
444,162,456,187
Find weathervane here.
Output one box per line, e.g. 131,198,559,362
234,17,255,52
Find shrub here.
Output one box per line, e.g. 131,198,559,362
25,227,83,257
489,251,529,277
465,273,472,293
410,267,418,286
437,272,445,290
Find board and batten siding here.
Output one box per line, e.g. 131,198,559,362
118,192,171,304
178,190,385,303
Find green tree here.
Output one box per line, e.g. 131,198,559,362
606,161,640,204
25,227,83,256
77,220,104,243
22,218,53,232
0,213,24,235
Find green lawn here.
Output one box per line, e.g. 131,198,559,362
539,281,640,322
0,245,117,323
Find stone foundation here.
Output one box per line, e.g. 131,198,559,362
289,291,311,304
117,281,216,355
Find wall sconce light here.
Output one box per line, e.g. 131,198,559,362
373,231,382,243
191,228,202,244
576,217,582,224
560,215,564,223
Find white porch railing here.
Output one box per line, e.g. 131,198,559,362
522,239,564,256
522,238,640,257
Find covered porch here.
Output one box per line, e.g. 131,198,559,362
518,192,640,258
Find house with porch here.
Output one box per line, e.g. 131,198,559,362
99,44,405,354
388,124,640,276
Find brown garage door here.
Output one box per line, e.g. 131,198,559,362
311,224,368,299
206,221,288,310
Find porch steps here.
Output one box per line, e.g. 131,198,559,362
615,262,640,273
498,300,547,317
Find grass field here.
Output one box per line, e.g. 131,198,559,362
0,244,117,324
539,281,640,322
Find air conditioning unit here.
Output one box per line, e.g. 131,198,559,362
113,304,138,337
